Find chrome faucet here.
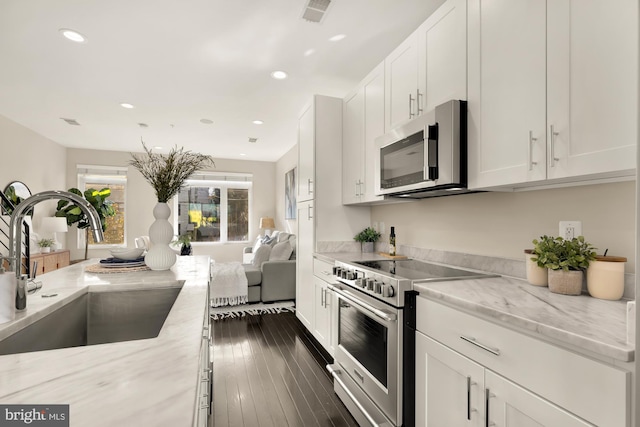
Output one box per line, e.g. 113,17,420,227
8,190,104,279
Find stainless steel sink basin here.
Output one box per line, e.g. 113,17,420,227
0,286,183,356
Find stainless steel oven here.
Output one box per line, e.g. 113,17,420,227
327,259,498,427
328,283,402,427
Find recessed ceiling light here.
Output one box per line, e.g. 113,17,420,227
303,48,316,57
270,70,288,80
120,103,134,109
59,28,86,43
252,120,264,125
200,118,213,124
240,153,247,156
154,146,163,150
329,34,346,42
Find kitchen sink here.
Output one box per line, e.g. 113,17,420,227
0,286,183,356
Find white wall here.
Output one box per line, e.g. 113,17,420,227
371,180,637,273
0,115,66,256
66,148,276,263
275,145,298,234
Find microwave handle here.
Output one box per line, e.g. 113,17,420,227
424,123,438,181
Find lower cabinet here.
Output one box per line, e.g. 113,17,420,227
27,250,70,275
194,289,212,426
415,297,630,427
295,200,314,330
312,257,335,356
416,332,592,427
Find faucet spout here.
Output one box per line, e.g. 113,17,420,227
8,190,104,278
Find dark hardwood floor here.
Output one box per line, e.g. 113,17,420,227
211,311,358,427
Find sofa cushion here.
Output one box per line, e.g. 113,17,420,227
277,232,291,243
252,244,272,267
270,241,293,261
242,264,262,286
252,234,265,253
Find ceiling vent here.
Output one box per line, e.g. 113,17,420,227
138,122,149,128
302,0,332,23
248,137,258,143
61,118,80,126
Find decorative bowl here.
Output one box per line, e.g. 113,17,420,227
110,248,144,260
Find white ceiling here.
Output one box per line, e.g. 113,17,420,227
0,0,444,161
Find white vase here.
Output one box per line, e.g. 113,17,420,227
145,202,176,271
524,250,548,286
587,256,627,300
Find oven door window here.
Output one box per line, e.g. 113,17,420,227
380,129,425,189
338,300,388,387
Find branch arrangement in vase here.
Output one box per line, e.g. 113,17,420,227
129,141,215,203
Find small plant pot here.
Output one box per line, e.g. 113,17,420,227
362,242,374,253
548,269,583,296
524,250,547,286
587,256,627,301
40,247,51,253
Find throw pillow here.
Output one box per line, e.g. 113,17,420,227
252,244,272,267
269,241,293,261
252,234,264,254
277,232,291,243
288,235,297,260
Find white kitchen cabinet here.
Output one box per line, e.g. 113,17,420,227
385,33,419,130
313,276,332,353
296,95,370,343
342,62,385,205
416,332,484,427
385,0,467,132
416,0,467,113
416,297,629,427
297,103,315,202
295,200,314,330
485,371,593,427
468,0,637,189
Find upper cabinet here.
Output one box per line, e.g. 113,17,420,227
343,63,385,205
385,0,467,132
385,34,420,130
468,0,638,189
298,104,315,202
417,0,468,113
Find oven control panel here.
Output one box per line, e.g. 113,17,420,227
332,262,407,308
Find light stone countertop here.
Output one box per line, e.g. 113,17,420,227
0,255,210,426
315,251,633,363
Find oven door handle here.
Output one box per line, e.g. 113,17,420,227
327,284,397,322
327,364,391,427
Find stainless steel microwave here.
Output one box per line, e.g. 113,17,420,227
374,99,469,199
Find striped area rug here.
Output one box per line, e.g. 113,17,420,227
210,300,295,321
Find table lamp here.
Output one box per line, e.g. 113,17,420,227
259,217,275,237
41,217,69,251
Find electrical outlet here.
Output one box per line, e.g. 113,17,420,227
559,221,582,240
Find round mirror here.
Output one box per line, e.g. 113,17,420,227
2,181,32,215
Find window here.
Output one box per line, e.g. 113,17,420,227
77,165,127,247
177,173,252,243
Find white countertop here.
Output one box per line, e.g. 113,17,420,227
316,252,634,363
0,256,210,426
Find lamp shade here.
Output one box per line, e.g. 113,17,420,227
41,217,69,233
259,217,275,230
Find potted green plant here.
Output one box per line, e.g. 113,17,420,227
55,187,116,260
171,234,193,256
354,227,382,253
37,238,54,253
531,235,596,295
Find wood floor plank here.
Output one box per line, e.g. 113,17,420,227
211,311,358,427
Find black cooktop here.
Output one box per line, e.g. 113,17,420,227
355,259,495,282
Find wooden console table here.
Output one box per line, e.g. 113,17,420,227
26,250,70,275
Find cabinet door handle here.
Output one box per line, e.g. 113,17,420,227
466,376,471,420
550,125,560,167
307,178,313,194
416,89,423,115
307,205,313,220
528,131,538,171
321,288,326,307
460,336,500,356
409,93,415,118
